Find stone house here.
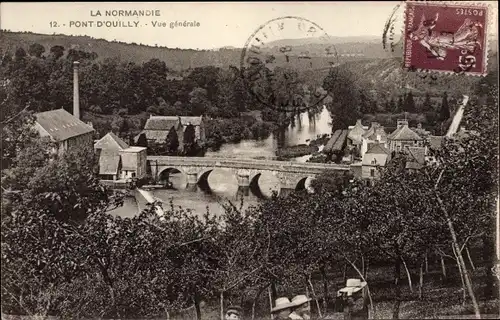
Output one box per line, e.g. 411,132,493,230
95,132,147,181
137,115,206,150
387,120,424,153
347,119,368,159
34,109,94,155
360,122,388,159
361,143,392,180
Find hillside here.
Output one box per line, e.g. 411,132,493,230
1,30,496,99
0,31,389,70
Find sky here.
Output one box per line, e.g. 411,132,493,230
1,2,404,50
1,2,497,50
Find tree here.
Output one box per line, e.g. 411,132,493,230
28,43,45,58
404,91,416,113
50,45,65,60
396,95,404,113
390,98,397,113
183,124,198,155
14,47,27,61
136,132,148,148
166,126,179,154
183,124,196,146
422,92,433,113
310,170,353,195
439,92,451,121
359,93,368,114
323,66,361,130
189,87,210,116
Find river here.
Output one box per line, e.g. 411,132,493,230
109,106,333,218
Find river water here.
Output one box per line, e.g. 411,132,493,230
109,106,333,218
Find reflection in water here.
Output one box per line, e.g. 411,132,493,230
109,106,332,218
205,106,332,160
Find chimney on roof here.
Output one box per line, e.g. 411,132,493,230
356,119,363,126
397,119,408,129
73,61,80,120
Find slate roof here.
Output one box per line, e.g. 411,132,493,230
98,151,121,175
428,135,444,151
405,146,426,170
366,143,391,155
144,116,181,131
406,147,426,164
94,132,129,151
388,124,423,141
136,130,169,143
347,120,367,144
324,129,348,153
144,115,203,131
180,116,203,126
364,126,388,141
35,109,94,142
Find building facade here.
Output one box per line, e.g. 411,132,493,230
387,120,424,153
34,109,94,155
95,132,147,181
137,115,206,150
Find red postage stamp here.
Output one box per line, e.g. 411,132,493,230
404,1,489,76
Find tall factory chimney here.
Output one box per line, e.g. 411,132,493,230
73,61,80,120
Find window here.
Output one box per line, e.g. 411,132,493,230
370,169,375,177
371,158,377,165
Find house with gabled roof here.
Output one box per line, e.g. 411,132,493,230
360,122,388,159
347,119,368,146
34,108,94,155
95,132,147,181
361,142,392,179
387,119,424,153
136,115,206,151
405,146,426,171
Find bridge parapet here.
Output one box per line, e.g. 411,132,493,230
147,156,351,195
147,156,350,174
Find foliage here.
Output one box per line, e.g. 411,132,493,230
136,132,148,148
439,92,450,121
323,66,362,130
166,126,180,153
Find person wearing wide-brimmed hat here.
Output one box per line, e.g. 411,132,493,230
337,279,369,320
225,305,242,320
271,297,295,319
289,294,312,319
337,278,367,297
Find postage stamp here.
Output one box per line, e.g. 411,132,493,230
403,1,490,76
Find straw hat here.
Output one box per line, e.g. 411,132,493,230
338,278,367,296
226,305,242,316
271,297,295,313
291,295,312,307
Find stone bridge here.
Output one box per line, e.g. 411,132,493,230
147,156,351,197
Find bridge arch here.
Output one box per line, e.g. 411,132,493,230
249,173,266,199
197,169,213,194
158,167,184,189
295,176,315,193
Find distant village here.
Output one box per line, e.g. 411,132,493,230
31,61,469,188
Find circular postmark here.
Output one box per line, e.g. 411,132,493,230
382,1,405,56
240,16,339,113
